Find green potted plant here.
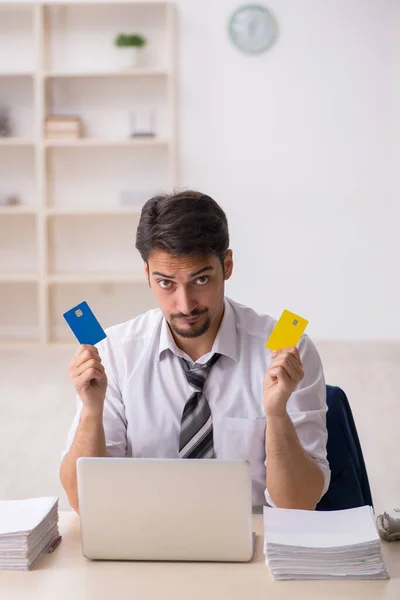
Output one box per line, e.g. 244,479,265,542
114,33,147,69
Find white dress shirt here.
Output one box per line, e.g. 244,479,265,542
62,297,330,509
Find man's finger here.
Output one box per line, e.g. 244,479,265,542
283,352,304,378
271,346,300,361
74,359,105,378
74,344,99,359
75,369,105,389
268,365,293,382
285,346,301,363
74,350,102,370
269,357,303,382
271,352,303,378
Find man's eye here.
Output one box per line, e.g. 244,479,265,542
159,280,173,289
196,276,209,286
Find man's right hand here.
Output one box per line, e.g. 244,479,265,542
68,344,108,415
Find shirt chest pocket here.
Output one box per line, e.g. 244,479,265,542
217,416,266,467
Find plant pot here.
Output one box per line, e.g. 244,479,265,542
116,47,140,69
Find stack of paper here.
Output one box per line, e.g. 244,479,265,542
0,497,59,570
263,505,389,580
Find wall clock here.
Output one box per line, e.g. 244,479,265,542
228,4,277,54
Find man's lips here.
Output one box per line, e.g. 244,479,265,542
172,310,206,324
180,314,201,324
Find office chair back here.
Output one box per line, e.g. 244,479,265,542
316,385,373,511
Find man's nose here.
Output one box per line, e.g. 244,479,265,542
176,288,197,315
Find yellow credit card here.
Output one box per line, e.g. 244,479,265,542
266,309,309,351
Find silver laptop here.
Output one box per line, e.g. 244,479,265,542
76,457,254,562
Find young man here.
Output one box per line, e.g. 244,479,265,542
60,191,330,513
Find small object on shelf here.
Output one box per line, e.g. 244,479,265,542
130,109,156,138
119,189,157,207
45,115,84,139
114,33,147,69
0,194,21,207
0,107,11,137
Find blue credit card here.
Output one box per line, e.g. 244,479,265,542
63,301,106,345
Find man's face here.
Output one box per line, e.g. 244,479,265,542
145,250,233,339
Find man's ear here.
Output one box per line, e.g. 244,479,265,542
224,249,233,280
144,261,151,287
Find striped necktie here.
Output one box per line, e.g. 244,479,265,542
179,353,221,459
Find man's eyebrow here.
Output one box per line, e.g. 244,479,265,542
152,271,176,279
151,266,215,279
190,266,215,277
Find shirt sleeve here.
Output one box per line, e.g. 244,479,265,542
61,335,128,461
264,335,331,507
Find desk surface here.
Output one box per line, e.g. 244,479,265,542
1,511,400,600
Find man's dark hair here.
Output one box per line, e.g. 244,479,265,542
135,190,230,265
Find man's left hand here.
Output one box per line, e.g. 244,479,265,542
263,347,304,417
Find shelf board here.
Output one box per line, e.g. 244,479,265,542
0,72,34,78
0,273,38,283
0,138,34,147
0,1,35,6
44,68,170,78
44,138,169,148
0,206,38,215
46,207,142,216
43,1,168,6
48,272,145,284
0,340,42,348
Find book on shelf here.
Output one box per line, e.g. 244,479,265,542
45,115,83,138
45,132,82,140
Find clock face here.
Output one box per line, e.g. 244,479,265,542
229,4,277,54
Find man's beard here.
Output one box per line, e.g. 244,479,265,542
169,309,211,339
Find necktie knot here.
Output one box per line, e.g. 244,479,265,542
180,353,221,392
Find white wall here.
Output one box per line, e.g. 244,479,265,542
177,0,399,340
10,0,400,340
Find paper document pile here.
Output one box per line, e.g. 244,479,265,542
0,497,59,570
263,505,389,580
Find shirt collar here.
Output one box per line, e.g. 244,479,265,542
158,298,239,363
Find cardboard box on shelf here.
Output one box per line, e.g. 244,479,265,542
45,116,84,138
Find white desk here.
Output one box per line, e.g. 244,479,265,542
1,511,400,600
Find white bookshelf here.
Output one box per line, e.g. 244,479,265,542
0,1,177,344
0,138,35,146
44,68,170,77
46,206,142,215
48,271,144,283
44,138,170,147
